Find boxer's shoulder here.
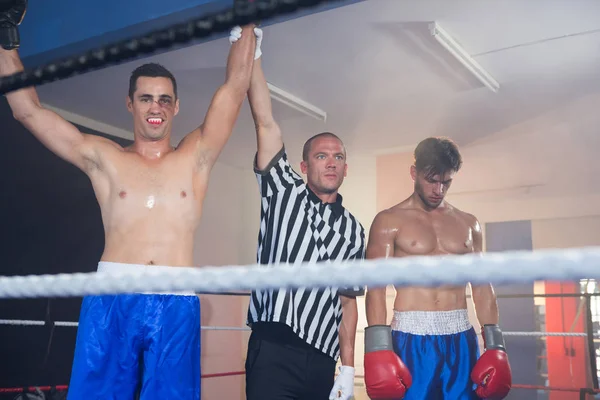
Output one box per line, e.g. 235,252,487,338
373,204,408,224
371,204,423,235
389,202,427,222
74,132,121,154
445,204,479,229
73,133,125,173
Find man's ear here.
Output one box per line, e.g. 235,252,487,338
410,165,417,181
300,160,308,174
174,98,180,116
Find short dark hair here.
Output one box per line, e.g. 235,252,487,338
414,137,462,178
128,63,178,100
302,132,344,162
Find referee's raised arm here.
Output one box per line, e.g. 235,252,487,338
247,40,284,171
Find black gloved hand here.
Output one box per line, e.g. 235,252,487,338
0,0,27,50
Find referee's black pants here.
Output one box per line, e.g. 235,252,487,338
245,322,336,400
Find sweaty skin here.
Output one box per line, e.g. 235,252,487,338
1,25,257,268
365,169,498,326
375,197,476,312
90,139,205,267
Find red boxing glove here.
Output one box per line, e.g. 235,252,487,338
471,324,512,399
363,325,412,399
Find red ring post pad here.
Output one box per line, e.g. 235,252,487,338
512,384,600,393
0,385,68,393
0,371,248,393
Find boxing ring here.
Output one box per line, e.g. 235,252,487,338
2,0,600,399
2,266,600,400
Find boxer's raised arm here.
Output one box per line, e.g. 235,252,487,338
468,216,499,325
248,56,283,170
1,49,101,173
365,211,396,326
181,25,256,170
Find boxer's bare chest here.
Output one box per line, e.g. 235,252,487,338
395,209,473,256
93,151,203,220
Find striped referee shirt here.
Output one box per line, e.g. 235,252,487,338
247,146,365,360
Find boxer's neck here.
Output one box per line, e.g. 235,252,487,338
129,137,174,160
410,192,446,212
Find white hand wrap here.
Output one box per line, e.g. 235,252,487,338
228,25,263,60
253,27,263,59
329,365,355,400
228,26,241,44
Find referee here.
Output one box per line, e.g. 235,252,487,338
242,29,365,400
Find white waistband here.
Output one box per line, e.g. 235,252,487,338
97,261,196,296
391,309,472,335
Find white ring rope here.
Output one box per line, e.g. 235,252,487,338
502,331,588,337
0,246,599,299
0,319,594,337
0,319,79,327
201,326,251,331
0,319,251,331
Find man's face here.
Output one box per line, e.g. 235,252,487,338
300,136,348,195
411,166,455,209
127,76,179,141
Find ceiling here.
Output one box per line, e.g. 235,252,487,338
33,0,600,197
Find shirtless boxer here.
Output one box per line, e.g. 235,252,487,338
0,3,258,399
363,137,512,399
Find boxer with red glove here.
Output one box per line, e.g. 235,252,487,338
364,137,509,399
364,325,412,399
471,324,512,399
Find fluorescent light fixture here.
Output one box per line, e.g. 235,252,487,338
429,22,500,93
267,82,327,122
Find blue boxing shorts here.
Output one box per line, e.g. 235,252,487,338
391,309,479,400
67,262,201,400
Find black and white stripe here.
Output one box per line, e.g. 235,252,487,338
247,146,365,360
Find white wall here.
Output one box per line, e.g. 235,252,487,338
192,160,256,400
341,154,378,235
194,161,247,267
532,216,600,250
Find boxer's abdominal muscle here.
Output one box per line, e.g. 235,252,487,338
393,209,474,312
92,150,205,268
